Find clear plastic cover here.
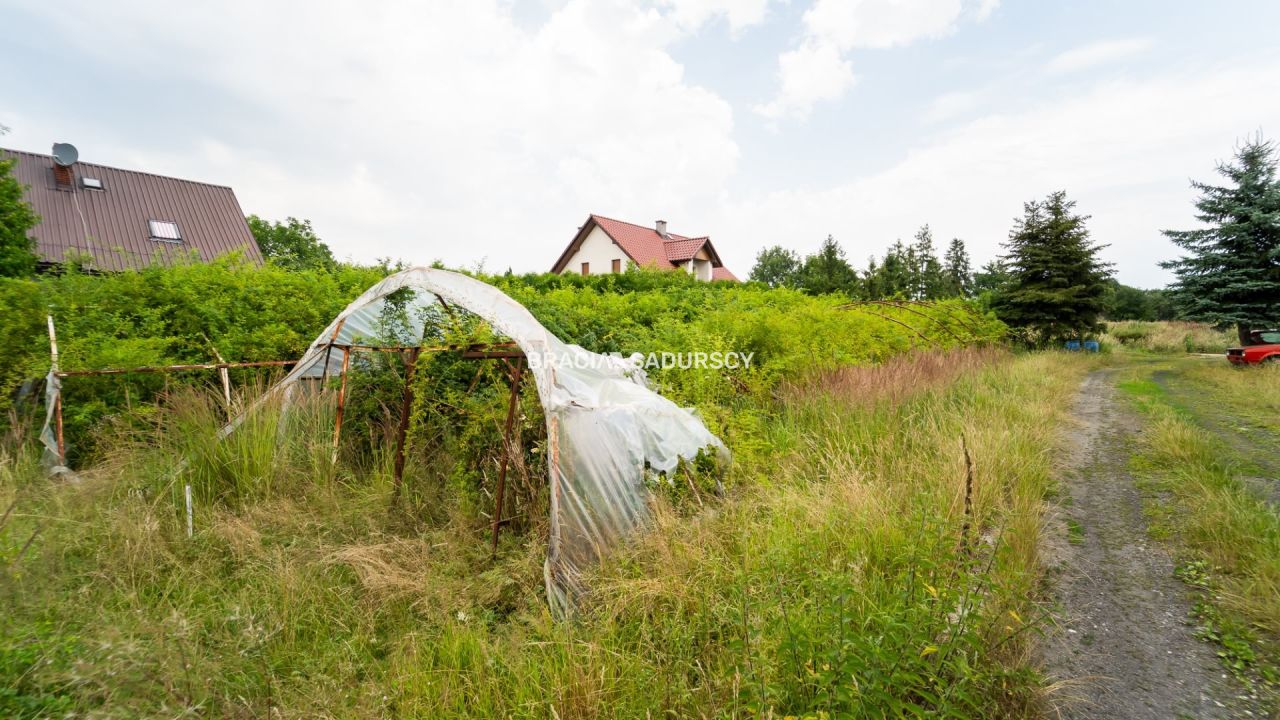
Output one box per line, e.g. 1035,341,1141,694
218,267,729,613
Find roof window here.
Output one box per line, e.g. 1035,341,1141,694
81,177,104,190
148,220,182,242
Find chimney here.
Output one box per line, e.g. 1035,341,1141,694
655,219,668,239
52,162,72,187
51,142,79,188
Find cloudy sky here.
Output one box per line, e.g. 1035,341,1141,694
3,0,1279,287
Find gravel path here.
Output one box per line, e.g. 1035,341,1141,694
1041,369,1256,719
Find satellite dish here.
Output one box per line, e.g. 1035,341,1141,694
52,142,79,167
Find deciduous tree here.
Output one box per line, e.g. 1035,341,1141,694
247,215,336,272
748,245,801,288
0,157,39,277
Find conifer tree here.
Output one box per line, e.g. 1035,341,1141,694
797,235,858,296
993,191,1112,344
942,238,972,297
908,225,944,299
1161,136,1280,345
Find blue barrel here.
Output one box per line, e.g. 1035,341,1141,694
1083,340,1100,352
1065,340,1082,351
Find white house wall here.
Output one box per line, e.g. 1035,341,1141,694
562,225,628,275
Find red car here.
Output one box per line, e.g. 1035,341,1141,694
1227,329,1280,365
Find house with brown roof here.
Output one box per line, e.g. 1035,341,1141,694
551,214,737,281
2,143,262,271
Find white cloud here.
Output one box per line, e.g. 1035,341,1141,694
923,89,984,124
723,59,1280,287
753,41,856,121
658,0,771,34
804,0,965,50
10,0,742,271
974,0,1000,21
1047,37,1153,75
757,0,996,121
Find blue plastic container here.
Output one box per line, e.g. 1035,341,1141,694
1065,340,1082,351
1083,340,1100,352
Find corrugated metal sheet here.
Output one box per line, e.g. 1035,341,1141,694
1,147,263,271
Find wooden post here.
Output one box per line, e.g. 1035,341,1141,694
47,314,65,464
330,347,351,465
391,347,419,498
491,360,524,555
185,483,194,538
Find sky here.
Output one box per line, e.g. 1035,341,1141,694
3,0,1279,288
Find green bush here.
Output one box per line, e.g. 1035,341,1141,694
3,262,1003,469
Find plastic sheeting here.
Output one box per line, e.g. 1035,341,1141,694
223,267,729,613
39,370,61,466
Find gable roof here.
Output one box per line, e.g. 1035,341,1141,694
1,147,262,271
552,214,736,280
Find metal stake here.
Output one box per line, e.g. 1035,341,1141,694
392,347,420,498
47,314,65,464
331,347,351,465
491,360,524,555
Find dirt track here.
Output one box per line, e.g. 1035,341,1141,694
1042,369,1256,719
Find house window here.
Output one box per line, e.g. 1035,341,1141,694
611,258,621,273
148,220,182,242
581,262,589,276
81,177,104,190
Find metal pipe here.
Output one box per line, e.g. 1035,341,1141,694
56,360,297,377
392,347,420,496
47,314,65,464
491,360,525,555
331,347,351,465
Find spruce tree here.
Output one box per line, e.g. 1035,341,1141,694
942,238,972,297
797,235,858,296
973,259,1011,295
993,191,1112,344
1161,137,1280,345
908,225,945,299
877,241,912,298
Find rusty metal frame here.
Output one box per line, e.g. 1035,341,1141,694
44,322,529,547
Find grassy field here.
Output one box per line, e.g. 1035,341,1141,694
1115,353,1280,702
1,348,1093,718
1101,320,1238,354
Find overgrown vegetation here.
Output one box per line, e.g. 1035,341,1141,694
1117,357,1280,707
0,256,1119,718
1101,320,1238,354
0,344,1091,718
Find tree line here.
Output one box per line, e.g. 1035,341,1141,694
747,136,1280,346
2,134,1276,347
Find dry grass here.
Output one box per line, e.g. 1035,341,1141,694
1103,320,1238,354
1,350,1093,718
780,345,1010,408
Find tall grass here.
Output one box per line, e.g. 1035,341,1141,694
1103,320,1237,354
1120,359,1280,701
0,350,1089,718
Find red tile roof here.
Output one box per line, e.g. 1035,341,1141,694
1,147,261,271
553,214,736,280
711,266,739,282
663,236,708,262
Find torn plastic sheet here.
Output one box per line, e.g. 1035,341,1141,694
221,267,729,613
39,369,61,466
